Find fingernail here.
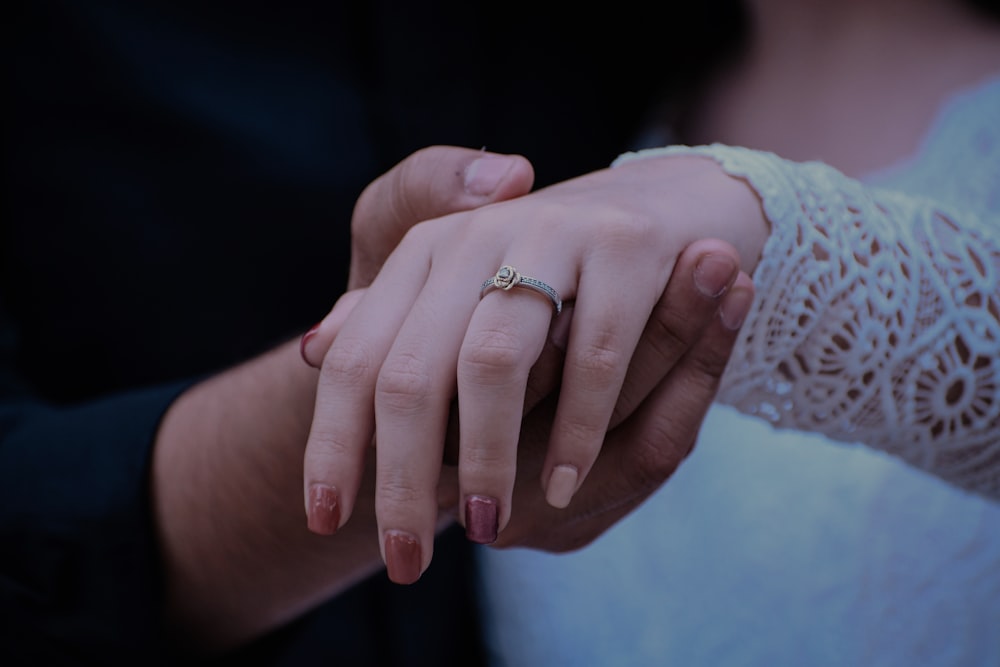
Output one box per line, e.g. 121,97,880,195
306,483,340,535
384,530,423,585
465,495,499,544
300,322,322,367
464,155,514,196
545,464,579,509
693,254,737,298
721,287,754,330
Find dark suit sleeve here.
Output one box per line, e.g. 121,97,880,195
0,314,192,664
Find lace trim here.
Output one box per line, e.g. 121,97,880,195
613,144,1000,499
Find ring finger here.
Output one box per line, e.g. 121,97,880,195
373,239,510,579
457,261,572,542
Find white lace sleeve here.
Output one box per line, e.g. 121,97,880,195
613,143,1000,500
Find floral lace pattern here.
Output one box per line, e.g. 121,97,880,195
477,76,1000,667
614,100,1000,500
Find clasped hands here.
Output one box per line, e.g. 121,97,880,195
300,146,757,583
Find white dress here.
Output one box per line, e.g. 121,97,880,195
475,76,1000,667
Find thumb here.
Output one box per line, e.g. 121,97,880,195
348,146,534,289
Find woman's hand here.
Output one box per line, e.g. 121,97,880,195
152,146,535,648
495,246,754,551
306,240,754,560
303,145,535,362
347,146,535,290
302,154,767,582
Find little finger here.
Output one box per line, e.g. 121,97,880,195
542,249,664,509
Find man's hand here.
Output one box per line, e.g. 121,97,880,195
155,146,536,647
348,146,534,289
308,236,753,558
494,240,754,551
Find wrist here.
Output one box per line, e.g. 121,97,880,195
612,151,771,275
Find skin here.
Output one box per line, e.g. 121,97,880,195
305,242,755,556
687,0,1000,176
301,0,1000,584
303,153,766,582
152,146,753,650
152,148,533,649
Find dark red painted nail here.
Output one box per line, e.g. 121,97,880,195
384,531,422,584
465,495,499,544
306,483,340,535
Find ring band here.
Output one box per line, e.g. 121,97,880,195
480,265,562,314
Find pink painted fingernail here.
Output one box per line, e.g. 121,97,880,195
465,495,499,544
721,287,754,330
693,254,737,298
384,530,423,585
545,464,579,509
306,483,340,535
300,321,322,367
464,155,514,196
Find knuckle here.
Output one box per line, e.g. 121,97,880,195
376,477,425,508
686,341,734,383
555,414,606,452
461,447,516,478
408,145,441,164
387,163,424,229
396,145,467,218
351,184,377,228
320,337,375,386
570,330,628,385
459,327,527,383
622,434,686,493
306,429,355,461
352,164,402,229
355,147,450,239
643,307,694,366
376,352,433,414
